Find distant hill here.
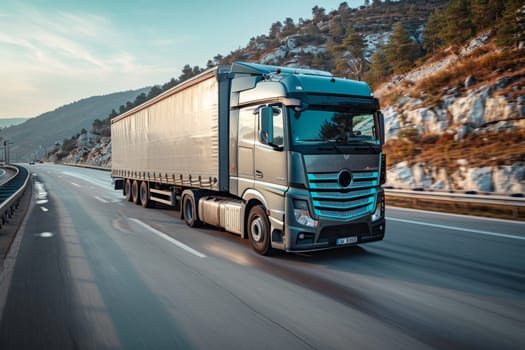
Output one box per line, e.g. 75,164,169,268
0,118,29,128
2,88,149,161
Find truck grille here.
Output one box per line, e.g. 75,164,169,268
307,171,378,220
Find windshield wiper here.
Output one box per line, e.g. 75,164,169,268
326,138,380,152
322,139,343,153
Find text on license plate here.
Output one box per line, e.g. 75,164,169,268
336,236,358,245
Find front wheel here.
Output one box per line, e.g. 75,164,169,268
247,205,273,256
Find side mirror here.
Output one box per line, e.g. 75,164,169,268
378,111,385,145
260,106,274,145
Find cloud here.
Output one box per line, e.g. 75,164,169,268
0,6,159,116
0,3,201,117
151,36,192,48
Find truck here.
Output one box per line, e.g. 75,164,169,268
111,62,386,255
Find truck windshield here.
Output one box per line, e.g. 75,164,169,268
288,107,378,146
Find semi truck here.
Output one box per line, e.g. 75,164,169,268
111,62,386,255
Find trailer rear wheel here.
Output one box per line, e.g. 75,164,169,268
132,180,141,205
182,193,201,227
248,205,273,255
124,179,133,202
140,181,152,208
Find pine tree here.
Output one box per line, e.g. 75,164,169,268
423,9,444,53
441,0,473,48
471,0,491,31
269,21,283,39
312,6,327,23
282,18,296,36
366,44,391,87
385,22,421,74
331,28,366,80
147,86,162,99
495,1,525,47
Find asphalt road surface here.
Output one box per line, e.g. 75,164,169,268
0,164,524,349
0,166,16,185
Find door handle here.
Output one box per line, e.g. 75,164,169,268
255,170,263,178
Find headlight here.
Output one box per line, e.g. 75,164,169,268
293,199,317,228
371,193,385,222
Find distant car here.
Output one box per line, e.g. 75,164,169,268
29,161,35,165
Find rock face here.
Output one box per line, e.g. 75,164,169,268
379,33,524,194
386,162,525,194
59,136,112,168
383,84,523,143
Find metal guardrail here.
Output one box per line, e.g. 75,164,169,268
63,162,110,171
385,189,525,206
385,188,525,219
0,165,31,229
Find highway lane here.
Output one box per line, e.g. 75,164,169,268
0,166,17,185
0,164,524,349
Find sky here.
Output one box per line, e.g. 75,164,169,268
0,0,364,118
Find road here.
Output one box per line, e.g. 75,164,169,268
0,166,16,185
0,164,524,349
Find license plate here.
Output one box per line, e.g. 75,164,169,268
336,236,358,245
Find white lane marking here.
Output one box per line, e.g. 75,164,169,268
35,232,54,238
94,196,108,203
94,196,120,203
387,217,525,241
60,171,113,191
71,182,81,187
35,180,48,204
129,218,206,258
41,207,49,212
388,206,525,225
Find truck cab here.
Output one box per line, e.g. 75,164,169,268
227,62,386,253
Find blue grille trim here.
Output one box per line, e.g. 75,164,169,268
307,171,378,220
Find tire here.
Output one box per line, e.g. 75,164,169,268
140,181,152,208
247,205,273,255
182,193,201,227
124,179,133,202
132,180,141,205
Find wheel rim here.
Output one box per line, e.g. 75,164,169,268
250,216,264,243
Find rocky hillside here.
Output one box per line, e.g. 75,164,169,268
380,34,524,193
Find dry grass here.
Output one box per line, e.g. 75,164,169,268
416,47,525,98
384,129,525,170
379,45,525,106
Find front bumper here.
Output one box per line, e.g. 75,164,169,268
285,217,385,252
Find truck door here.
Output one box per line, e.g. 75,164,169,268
237,107,256,194
254,105,287,211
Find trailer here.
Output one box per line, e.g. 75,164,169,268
112,62,386,255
